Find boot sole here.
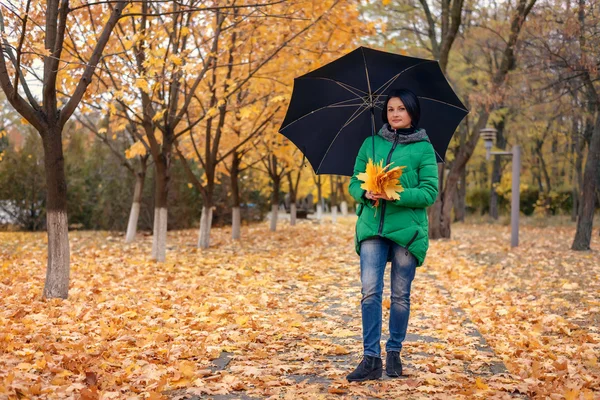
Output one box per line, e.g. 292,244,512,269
347,368,383,382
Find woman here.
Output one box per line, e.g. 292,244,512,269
346,88,439,382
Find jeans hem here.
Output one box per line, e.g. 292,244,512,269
364,352,380,358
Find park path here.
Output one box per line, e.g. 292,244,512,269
5,216,595,399
168,216,525,399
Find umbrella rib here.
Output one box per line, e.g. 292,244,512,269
361,47,373,104
316,104,371,173
418,96,469,112
279,97,364,131
373,60,436,96
327,103,368,108
301,77,367,98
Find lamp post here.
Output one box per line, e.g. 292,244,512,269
480,128,521,247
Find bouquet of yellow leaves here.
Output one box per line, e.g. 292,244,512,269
357,158,406,210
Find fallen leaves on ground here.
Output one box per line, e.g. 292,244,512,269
427,223,600,399
0,218,598,399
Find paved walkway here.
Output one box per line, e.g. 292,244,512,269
167,244,519,399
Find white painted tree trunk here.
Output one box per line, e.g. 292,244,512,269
152,208,168,262
316,204,323,222
331,206,338,224
270,204,278,231
125,174,144,243
341,201,348,216
151,207,159,260
125,202,140,243
198,206,213,248
290,203,297,226
42,210,70,299
232,206,241,240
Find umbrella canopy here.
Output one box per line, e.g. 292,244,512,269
278,46,469,176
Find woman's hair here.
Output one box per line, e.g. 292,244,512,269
381,88,421,128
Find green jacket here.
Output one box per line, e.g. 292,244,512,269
348,127,439,266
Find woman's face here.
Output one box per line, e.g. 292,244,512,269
386,97,412,130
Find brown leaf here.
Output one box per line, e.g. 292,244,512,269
79,386,99,400
85,371,98,387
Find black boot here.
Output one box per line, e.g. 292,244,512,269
346,355,383,382
386,351,402,377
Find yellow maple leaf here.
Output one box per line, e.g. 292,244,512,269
169,54,183,66
356,158,405,206
475,377,489,390
564,389,580,400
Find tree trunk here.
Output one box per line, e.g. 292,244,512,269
286,171,298,226
330,175,338,223
435,112,490,238
454,167,466,222
571,117,579,222
454,122,468,222
125,165,146,243
537,143,553,213
551,134,559,180
231,151,241,240
232,207,241,239
341,201,348,216
575,130,586,219
429,0,535,238
290,203,297,225
428,164,445,238
316,175,323,222
151,157,169,261
572,112,600,250
41,129,70,299
198,204,213,248
270,176,280,232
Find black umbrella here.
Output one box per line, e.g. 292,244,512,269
278,46,469,176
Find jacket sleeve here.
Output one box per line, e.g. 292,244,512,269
348,138,371,206
392,142,439,208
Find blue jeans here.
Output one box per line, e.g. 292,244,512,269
360,237,417,357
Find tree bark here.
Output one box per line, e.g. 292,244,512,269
435,112,490,237
286,171,298,226
454,168,466,221
151,150,170,261
429,0,536,238
125,161,147,243
198,204,213,248
41,128,70,299
330,175,338,223
0,0,126,299
315,174,323,222
572,112,600,249
231,151,241,240
270,173,280,232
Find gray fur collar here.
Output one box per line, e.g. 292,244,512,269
377,124,430,144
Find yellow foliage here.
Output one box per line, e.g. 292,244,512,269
169,54,183,66
356,158,405,204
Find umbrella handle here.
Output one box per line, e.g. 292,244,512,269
370,107,376,161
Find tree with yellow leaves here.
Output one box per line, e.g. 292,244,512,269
0,0,127,298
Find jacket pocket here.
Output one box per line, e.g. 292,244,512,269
356,203,363,216
406,230,419,248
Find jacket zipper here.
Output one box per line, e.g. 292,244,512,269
378,131,399,235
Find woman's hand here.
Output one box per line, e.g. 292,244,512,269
365,191,392,201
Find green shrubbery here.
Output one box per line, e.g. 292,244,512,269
0,131,269,231
466,187,575,216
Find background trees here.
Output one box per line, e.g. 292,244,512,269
1,0,598,300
